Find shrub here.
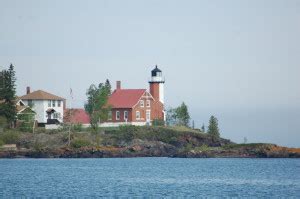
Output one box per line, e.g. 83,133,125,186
152,119,165,126
34,127,47,134
0,139,4,147
73,123,83,132
0,131,20,144
194,144,210,152
0,116,7,128
33,142,44,151
119,125,138,133
71,139,91,148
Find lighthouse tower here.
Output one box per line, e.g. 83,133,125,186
149,65,165,104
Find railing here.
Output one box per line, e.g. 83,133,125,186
47,119,60,124
148,77,165,83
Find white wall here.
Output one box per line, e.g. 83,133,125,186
23,100,45,123
22,99,64,123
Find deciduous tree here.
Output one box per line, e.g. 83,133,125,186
84,80,111,131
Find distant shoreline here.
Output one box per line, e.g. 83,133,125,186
1,126,300,159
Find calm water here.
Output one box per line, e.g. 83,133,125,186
0,158,299,198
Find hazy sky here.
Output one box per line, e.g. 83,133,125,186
1,0,299,147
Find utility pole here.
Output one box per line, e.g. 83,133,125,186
68,88,73,146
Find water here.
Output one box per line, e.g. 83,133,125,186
0,158,299,198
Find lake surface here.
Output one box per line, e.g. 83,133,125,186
0,158,299,198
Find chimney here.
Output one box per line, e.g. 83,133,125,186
116,81,121,90
26,86,31,94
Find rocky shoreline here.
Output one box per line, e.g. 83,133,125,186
1,127,299,159
1,143,299,158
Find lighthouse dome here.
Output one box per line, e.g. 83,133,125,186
151,65,162,77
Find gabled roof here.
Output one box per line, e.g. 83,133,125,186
108,89,147,108
17,106,35,114
20,90,65,100
64,109,90,124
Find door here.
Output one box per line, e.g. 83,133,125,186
146,110,151,123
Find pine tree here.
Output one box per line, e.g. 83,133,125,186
104,79,112,95
201,123,205,132
0,64,17,128
207,115,220,139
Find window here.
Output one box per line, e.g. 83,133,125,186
54,112,61,119
140,100,144,107
108,111,112,120
146,110,151,121
52,100,56,107
58,100,61,107
146,100,151,107
48,100,51,107
136,111,140,120
124,111,128,121
116,111,120,120
28,100,34,107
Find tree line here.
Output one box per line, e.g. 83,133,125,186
166,103,220,139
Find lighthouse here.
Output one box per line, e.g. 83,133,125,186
149,65,165,104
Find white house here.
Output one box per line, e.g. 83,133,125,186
20,87,65,125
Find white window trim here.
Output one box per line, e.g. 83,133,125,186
108,111,112,120
136,111,140,120
146,110,151,121
140,100,144,107
124,111,128,121
146,100,151,107
116,111,120,120
48,100,51,107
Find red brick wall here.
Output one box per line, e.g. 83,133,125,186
103,91,164,124
132,92,164,122
108,108,132,123
150,83,160,101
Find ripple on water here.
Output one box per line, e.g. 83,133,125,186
0,158,299,198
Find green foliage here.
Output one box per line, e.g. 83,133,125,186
34,127,47,134
73,123,83,132
18,112,35,132
207,115,220,140
166,107,176,126
0,139,4,147
222,143,268,150
84,79,111,131
71,138,91,148
0,116,7,130
104,126,184,145
194,144,210,152
166,102,190,127
152,119,165,126
0,64,17,127
0,131,20,144
201,124,205,133
181,143,193,153
33,141,44,151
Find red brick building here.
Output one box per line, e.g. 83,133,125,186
102,66,165,126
